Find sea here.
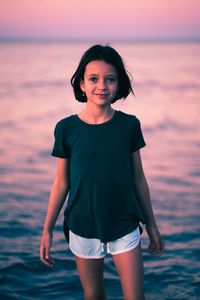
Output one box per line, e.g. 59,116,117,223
0,40,200,300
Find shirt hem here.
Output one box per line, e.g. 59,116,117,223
67,223,140,244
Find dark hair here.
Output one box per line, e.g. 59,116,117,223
71,44,134,103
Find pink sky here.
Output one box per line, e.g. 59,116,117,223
0,0,199,40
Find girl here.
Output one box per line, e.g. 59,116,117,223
40,44,164,300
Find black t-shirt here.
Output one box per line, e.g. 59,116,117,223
52,110,146,243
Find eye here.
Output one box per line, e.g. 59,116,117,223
89,77,97,83
107,77,116,83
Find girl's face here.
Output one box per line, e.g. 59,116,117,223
80,60,118,106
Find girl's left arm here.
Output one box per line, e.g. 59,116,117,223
131,150,165,257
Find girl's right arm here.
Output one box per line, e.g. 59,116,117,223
40,158,69,267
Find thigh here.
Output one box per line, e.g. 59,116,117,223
75,256,106,300
112,242,145,300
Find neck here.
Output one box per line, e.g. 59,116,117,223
78,103,115,124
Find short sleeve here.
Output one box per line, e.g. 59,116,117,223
131,117,146,153
51,121,71,158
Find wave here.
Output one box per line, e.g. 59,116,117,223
20,80,68,89
0,80,68,98
135,80,200,91
144,119,194,133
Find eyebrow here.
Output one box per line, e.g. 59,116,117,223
87,74,117,77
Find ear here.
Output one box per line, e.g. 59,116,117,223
80,79,85,92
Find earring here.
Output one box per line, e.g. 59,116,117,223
82,92,85,97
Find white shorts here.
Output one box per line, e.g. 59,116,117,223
69,227,140,259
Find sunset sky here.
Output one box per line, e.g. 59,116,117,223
0,0,199,41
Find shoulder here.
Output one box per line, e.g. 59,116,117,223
53,114,77,137
117,110,141,125
56,114,76,128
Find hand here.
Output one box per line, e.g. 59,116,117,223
40,231,55,267
146,225,165,257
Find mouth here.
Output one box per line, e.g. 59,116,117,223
96,94,109,97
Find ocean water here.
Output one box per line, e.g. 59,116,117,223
0,41,200,299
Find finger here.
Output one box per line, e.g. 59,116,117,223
41,255,55,267
43,259,54,267
148,247,157,255
153,238,164,257
40,245,46,260
45,246,50,259
45,248,55,265
157,238,165,257
47,255,55,263
40,246,55,267
147,239,164,256
147,241,156,252
147,246,157,255
44,256,55,267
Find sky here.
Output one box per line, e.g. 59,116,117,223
0,0,199,41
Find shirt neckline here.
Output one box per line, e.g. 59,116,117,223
75,110,119,127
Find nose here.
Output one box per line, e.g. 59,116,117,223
98,79,107,90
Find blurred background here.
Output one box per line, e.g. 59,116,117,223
0,1,200,299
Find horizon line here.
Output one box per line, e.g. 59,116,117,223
0,36,200,44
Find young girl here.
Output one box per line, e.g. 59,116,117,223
40,44,164,300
